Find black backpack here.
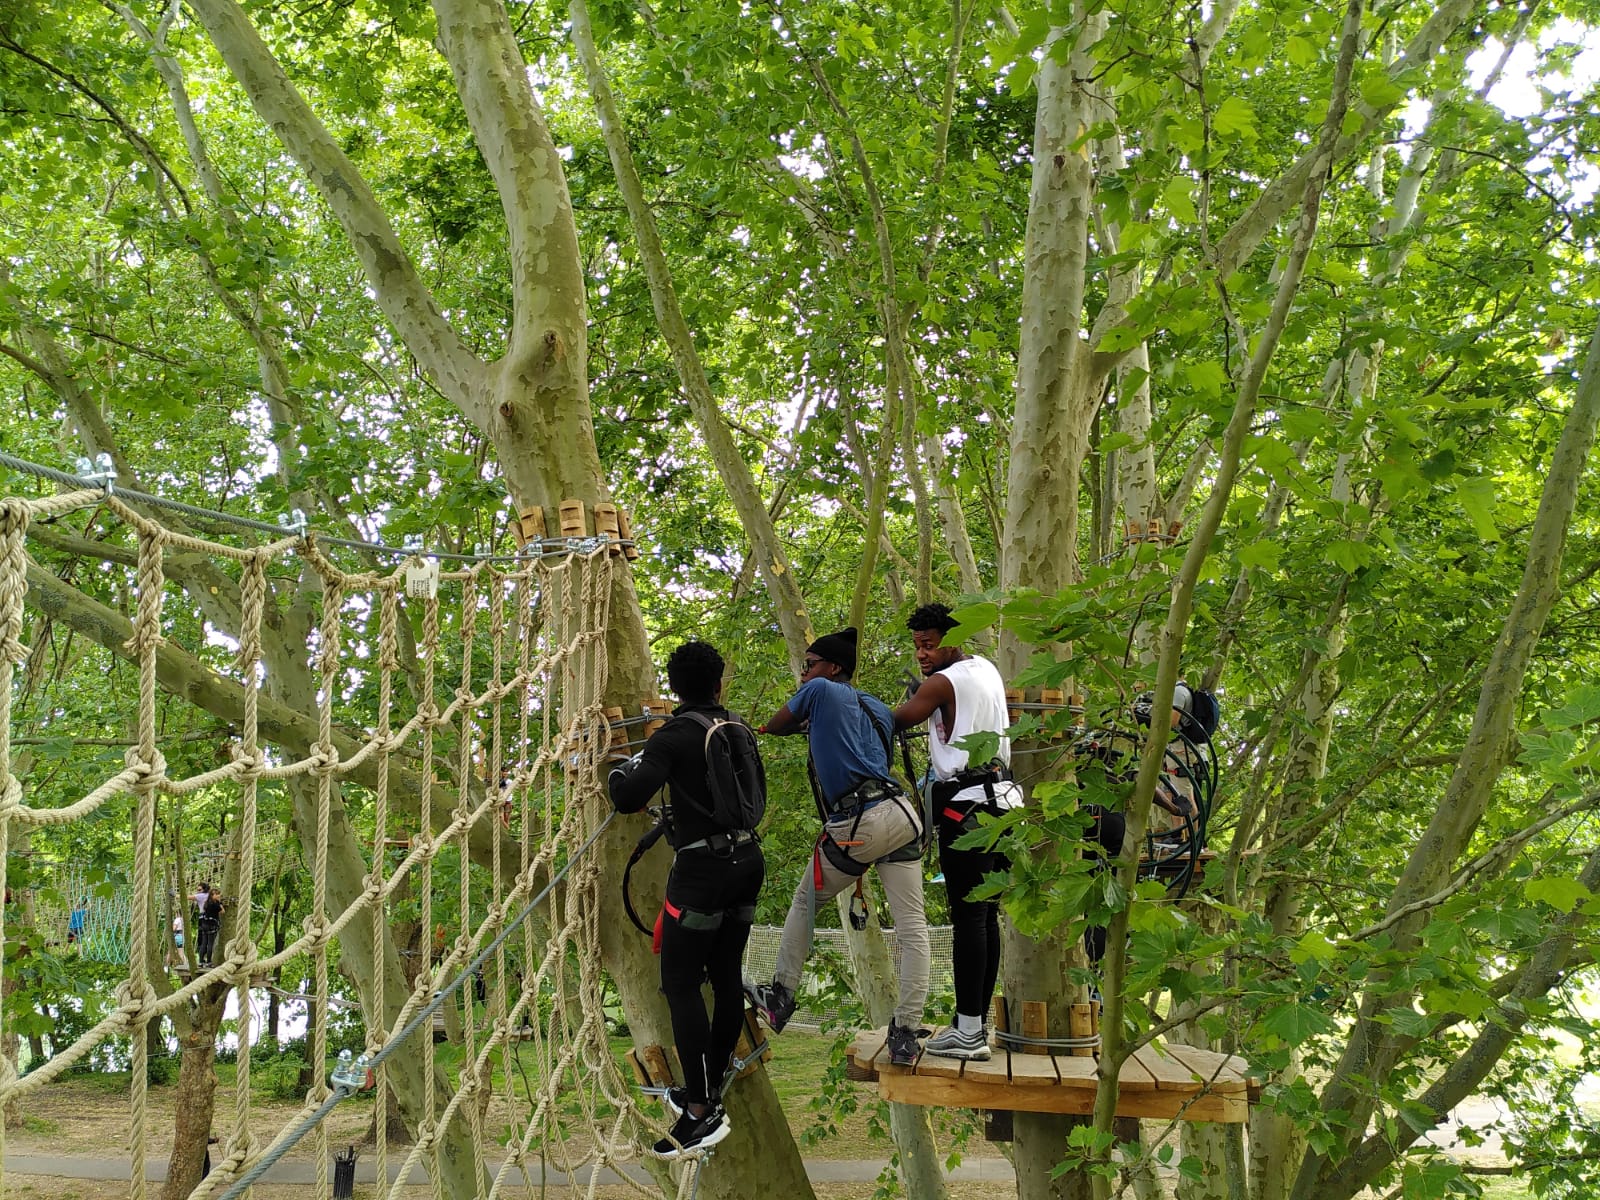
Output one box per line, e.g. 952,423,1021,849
1182,686,1220,739
676,711,767,832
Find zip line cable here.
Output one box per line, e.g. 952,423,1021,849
212,809,617,1200
0,449,635,563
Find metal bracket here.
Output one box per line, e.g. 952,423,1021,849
278,508,308,539
74,453,115,496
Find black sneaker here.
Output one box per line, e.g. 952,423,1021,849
661,1085,689,1120
886,1020,920,1067
651,1105,731,1160
744,979,796,1034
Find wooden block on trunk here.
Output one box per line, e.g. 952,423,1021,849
615,506,639,560
1020,1000,1048,1054
558,499,586,538
593,503,620,554
1068,1002,1097,1058
643,698,671,737
518,505,546,546
640,1044,676,1089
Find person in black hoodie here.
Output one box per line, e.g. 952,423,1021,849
608,641,765,1159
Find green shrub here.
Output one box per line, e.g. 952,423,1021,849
253,1053,309,1101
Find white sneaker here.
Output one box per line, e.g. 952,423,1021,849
924,1024,990,1061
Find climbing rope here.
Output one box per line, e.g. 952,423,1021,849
0,482,670,1200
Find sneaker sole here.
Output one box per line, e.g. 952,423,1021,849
925,1042,991,1061
652,1118,731,1160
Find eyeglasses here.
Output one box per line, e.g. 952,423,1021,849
803,657,824,671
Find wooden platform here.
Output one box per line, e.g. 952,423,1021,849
847,1027,1258,1123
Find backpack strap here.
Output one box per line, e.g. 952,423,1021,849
622,816,669,936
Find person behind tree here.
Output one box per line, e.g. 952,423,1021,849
892,603,1022,1061
745,627,930,1067
197,889,223,965
608,641,765,1159
1081,683,1205,962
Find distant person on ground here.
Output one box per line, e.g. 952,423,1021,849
745,627,929,1068
608,641,765,1160
893,604,1022,1062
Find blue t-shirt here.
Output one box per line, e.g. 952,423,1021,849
785,677,895,805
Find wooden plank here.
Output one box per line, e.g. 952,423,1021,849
916,1052,963,1080
851,1027,888,1076
875,1073,1248,1122
1111,1051,1158,1092
962,1055,1009,1087
1159,1044,1247,1094
1052,1054,1097,1087
1007,1050,1059,1088
1137,1044,1207,1091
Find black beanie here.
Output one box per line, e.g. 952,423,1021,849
807,627,858,676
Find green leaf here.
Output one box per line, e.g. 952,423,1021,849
1099,431,1137,453
1185,360,1228,398
1539,684,1600,731
1524,877,1592,913
945,601,1000,646
1213,96,1256,138
1163,177,1197,223
1359,74,1407,110
1285,35,1317,67
1260,1001,1336,1047
1455,477,1500,542
1290,930,1337,964
1323,539,1372,573
1238,541,1282,572
1097,325,1143,353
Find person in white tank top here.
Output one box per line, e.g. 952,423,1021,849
893,603,1021,1061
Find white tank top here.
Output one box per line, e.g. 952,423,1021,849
929,656,1022,809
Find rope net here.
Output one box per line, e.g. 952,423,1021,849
0,487,667,1199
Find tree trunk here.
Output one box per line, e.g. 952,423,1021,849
161,983,227,1200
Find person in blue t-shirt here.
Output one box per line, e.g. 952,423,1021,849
744,628,929,1067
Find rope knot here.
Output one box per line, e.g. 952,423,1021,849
0,497,32,536
123,745,167,782
307,744,340,775
228,744,267,779
0,629,31,667
114,979,160,1022
0,775,23,819
301,914,333,946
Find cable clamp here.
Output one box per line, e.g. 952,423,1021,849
330,1049,374,1091
278,508,308,539
74,453,115,496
